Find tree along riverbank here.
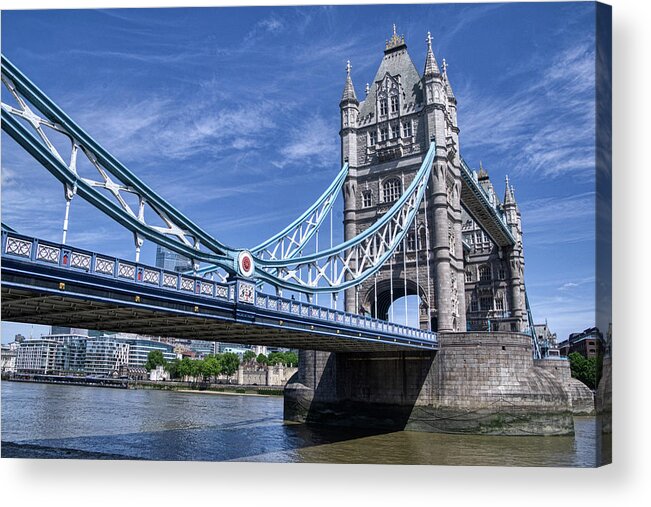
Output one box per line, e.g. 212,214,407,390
2,375,284,396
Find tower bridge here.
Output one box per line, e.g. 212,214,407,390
0,26,593,435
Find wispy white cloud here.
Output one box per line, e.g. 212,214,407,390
277,115,339,169
519,192,595,246
459,40,596,180
244,15,285,45
559,276,595,291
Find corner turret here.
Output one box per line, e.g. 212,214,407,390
423,31,441,77
423,32,445,107
340,60,359,166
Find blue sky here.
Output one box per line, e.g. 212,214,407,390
1,3,598,343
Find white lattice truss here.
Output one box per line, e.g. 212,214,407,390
257,144,436,293
2,55,436,295
1,69,232,266
256,193,336,261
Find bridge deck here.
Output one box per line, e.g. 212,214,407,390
460,159,515,248
1,233,438,353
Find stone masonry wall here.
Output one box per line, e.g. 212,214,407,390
535,357,595,415
285,332,577,435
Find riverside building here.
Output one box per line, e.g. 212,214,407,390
126,338,176,366
84,336,130,377
15,339,59,374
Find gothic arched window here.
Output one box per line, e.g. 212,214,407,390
402,120,412,138
407,232,416,251
479,264,491,282
390,95,399,113
362,190,372,208
379,98,388,116
383,178,401,202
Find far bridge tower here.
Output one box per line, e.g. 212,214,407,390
340,26,527,333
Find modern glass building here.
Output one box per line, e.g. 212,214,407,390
155,245,193,272
50,326,88,336
49,334,87,374
16,339,59,374
126,339,176,366
84,337,130,377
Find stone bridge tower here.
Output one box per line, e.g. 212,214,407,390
340,27,527,333
286,27,586,437
341,27,467,332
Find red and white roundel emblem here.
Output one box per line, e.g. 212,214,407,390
238,250,254,278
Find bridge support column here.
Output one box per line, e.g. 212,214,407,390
343,173,358,314
507,247,525,330
285,332,582,435
284,349,338,423
431,162,453,332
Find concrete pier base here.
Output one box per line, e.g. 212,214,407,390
285,332,591,436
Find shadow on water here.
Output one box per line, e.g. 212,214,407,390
1,381,607,466
2,421,390,462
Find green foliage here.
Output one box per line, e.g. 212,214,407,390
267,351,298,367
165,358,181,379
267,352,283,366
568,352,597,390
162,352,245,382
284,352,298,367
202,355,222,381
144,350,166,371
242,350,256,363
221,352,240,377
256,353,268,364
177,357,194,379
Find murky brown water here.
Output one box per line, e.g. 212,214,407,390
1,381,608,466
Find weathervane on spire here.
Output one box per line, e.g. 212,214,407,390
426,31,433,50
346,60,351,76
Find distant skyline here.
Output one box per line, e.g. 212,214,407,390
2,3,598,342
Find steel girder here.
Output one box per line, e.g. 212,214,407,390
1,55,238,273
194,160,349,279
251,143,437,293
459,158,516,247
2,56,464,297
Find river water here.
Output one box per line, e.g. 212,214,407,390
1,381,608,466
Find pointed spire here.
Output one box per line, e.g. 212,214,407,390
340,60,358,105
504,175,515,205
478,160,489,180
424,31,440,77
442,58,456,99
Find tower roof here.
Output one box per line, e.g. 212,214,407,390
477,161,489,180
340,60,359,105
423,31,440,77
358,26,423,118
504,175,516,205
442,58,455,98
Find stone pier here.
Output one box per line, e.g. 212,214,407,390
285,331,594,435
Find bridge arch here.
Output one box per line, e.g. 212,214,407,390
362,277,434,329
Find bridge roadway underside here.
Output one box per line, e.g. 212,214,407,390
1,259,437,353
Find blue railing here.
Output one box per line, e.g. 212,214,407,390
1,231,438,344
